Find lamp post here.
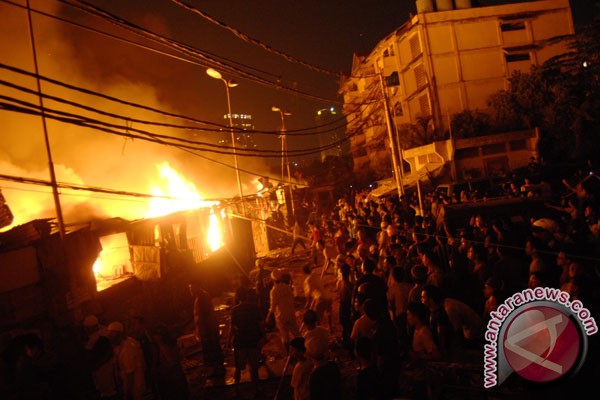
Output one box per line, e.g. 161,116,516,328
206,68,245,215
272,106,295,217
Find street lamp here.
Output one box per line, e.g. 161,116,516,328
206,68,245,215
272,106,294,216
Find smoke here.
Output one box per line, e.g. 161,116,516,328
0,0,272,230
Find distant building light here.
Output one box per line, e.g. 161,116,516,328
583,61,589,68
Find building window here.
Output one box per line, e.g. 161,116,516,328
414,64,427,87
409,34,421,60
500,21,525,31
505,53,530,62
385,71,400,87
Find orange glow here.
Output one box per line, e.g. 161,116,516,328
254,177,263,194
146,161,218,218
207,209,224,252
93,232,132,292
90,162,225,291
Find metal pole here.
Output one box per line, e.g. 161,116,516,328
224,82,245,215
281,115,295,217
417,179,424,216
26,0,65,239
281,128,285,183
378,72,404,200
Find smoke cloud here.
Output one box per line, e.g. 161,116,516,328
1,1,272,230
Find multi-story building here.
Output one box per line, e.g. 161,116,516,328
315,106,350,161
339,0,575,180
218,113,257,150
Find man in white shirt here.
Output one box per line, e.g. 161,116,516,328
106,321,147,400
266,268,301,355
302,265,333,331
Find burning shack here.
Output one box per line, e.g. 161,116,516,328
0,204,252,331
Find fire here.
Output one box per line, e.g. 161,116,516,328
207,209,223,252
92,162,226,291
146,161,217,218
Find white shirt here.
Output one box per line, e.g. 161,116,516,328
114,336,146,400
269,282,296,320
304,272,330,301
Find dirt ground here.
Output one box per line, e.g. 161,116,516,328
178,246,360,400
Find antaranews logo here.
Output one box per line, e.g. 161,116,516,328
484,287,597,388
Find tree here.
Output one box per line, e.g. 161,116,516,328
450,110,493,139
486,10,600,163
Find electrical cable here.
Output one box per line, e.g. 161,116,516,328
58,0,345,105
0,63,381,136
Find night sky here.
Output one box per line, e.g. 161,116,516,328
0,0,597,226
56,0,593,130
47,0,596,154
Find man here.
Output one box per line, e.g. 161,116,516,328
352,258,388,316
301,309,330,353
308,222,324,267
289,337,312,400
420,285,455,360
302,265,333,331
266,268,301,355
229,286,265,397
253,259,273,326
83,315,118,399
306,331,341,400
387,267,412,347
106,321,146,400
82,314,108,350
189,281,225,376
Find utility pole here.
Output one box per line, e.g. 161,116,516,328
206,68,245,215
378,72,405,200
272,106,295,217
26,0,65,239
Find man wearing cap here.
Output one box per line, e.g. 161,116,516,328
83,314,107,350
266,268,300,355
106,321,147,400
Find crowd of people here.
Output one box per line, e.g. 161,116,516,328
244,166,600,399
2,166,599,400
0,312,190,400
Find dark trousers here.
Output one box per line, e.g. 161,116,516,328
291,238,307,253
339,300,353,349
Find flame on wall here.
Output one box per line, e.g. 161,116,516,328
93,161,225,291
146,161,217,218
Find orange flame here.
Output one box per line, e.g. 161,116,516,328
146,161,217,218
93,162,225,291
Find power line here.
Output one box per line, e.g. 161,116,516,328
0,63,380,136
58,0,344,105
169,0,347,78
0,172,227,203
3,0,341,105
0,96,366,158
